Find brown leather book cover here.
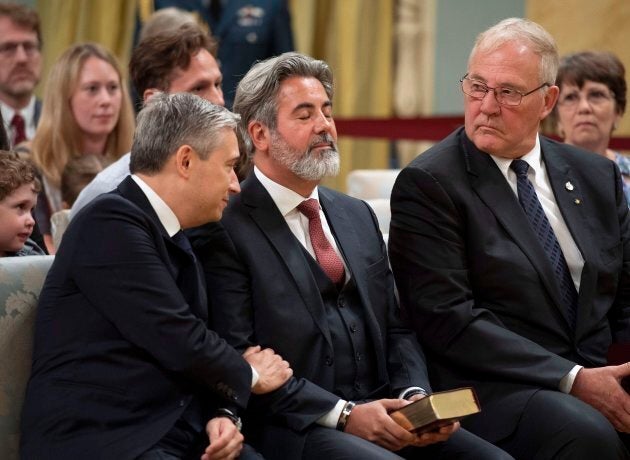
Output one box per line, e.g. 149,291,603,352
389,387,481,433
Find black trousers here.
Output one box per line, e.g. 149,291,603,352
137,414,263,460
494,389,629,460
302,426,513,460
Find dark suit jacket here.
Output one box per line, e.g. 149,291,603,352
20,176,252,459
389,127,630,442
200,174,430,457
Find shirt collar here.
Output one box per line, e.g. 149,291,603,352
1,96,37,124
489,135,542,178
254,166,320,215
131,174,181,237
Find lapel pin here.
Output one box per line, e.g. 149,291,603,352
574,199,581,205
565,181,574,191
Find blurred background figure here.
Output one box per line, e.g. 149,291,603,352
0,2,42,148
553,51,629,203
50,154,103,250
141,0,294,108
26,43,135,253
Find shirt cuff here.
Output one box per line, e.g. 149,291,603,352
316,399,346,428
559,365,583,393
399,386,429,399
250,365,259,388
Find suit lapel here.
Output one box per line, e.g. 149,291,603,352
241,175,333,348
462,134,570,322
116,176,208,320
541,138,595,335
320,189,387,378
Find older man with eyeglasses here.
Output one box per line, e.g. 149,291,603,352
389,18,630,460
0,3,42,148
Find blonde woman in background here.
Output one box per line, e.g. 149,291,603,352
25,43,134,252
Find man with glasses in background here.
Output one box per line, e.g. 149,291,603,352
389,18,630,459
0,3,42,148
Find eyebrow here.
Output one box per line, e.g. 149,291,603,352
291,100,332,112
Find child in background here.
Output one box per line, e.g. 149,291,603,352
50,154,104,249
0,150,45,257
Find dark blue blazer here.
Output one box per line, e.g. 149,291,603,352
200,173,431,457
20,176,252,459
389,127,630,442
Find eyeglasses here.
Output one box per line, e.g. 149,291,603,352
0,41,41,57
460,74,549,107
557,88,615,108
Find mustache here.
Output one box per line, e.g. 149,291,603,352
308,134,337,151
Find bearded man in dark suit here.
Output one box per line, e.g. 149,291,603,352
200,52,512,460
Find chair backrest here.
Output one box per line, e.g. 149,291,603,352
0,255,54,460
51,209,71,251
346,169,401,200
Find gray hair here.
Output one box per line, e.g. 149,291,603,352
469,18,559,85
130,92,240,174
233,52,334,157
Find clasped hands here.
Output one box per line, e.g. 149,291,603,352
202,345,293,459
344,395,460,452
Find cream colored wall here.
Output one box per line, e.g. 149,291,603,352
528,0,630,136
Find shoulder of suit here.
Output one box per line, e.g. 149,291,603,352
540,135,615,168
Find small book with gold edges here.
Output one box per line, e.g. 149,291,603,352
390,387,481,433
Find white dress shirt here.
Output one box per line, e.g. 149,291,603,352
1,96,38,145
489,135,584,392
254,167,423,427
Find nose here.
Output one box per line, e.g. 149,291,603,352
25,211,35,227
14,44,29,62
228,169,240,194
479,89,501,115
205,86,224,107
99,87,114,105
576,94,593,113
314,112,334,134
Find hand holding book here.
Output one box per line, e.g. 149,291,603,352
389,387,481,434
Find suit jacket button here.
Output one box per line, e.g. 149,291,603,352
325,356,333,366
179,400,185,407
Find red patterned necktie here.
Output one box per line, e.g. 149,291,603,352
297,198,345,285
11,113,27,146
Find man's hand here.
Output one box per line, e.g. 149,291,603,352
344,399,418,451
405,393,460,447
201,417,243,460
243,346,292,394
570,363,630,432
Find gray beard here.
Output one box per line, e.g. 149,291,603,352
270,131,340,181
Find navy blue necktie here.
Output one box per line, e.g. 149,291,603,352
172,230,195,259
172,230,207,313
510,159,578,328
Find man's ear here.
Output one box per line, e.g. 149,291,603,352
541,85,560,120
248,121,270,152
143,88,158,103
174,145,194,178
